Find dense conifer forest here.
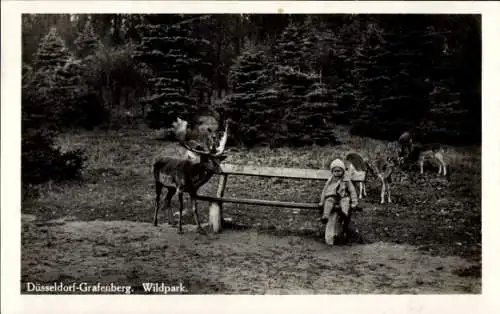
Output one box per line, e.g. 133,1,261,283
22,14,481,184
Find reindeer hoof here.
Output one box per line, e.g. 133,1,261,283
177,230,184,234
197,227,207,234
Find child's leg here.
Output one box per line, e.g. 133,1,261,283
321,197,335,222
342,211,352,238
340,197,353,240
340,197,350,217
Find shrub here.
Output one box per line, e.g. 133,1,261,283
22,130,87,185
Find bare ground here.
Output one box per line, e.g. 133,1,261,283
22,215,479,294
21,127,481,294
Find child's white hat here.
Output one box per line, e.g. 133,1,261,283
329,158,345,171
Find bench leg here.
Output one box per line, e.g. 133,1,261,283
209,174,228,233
209,202,221,233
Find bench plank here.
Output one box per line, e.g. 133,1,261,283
221,164,331,180
196,194,321,209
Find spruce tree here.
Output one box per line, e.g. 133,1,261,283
273,21,339,146
274,66,337,146
304,80,339,145
72,20,110,129
74,20,101,59
23,28,85,185
352,17,434,140
134,15,214,129
324,16,368,124
31,27,75,127
274,22,318,73
33,27,70,70
225,43,277,146
417,20,478,144
274,66,311,144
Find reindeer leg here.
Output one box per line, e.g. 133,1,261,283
165,187,176,225
177,191,184,234
437,155,447,176
363,182,367,197
191,196,206,234
380,178,385,204
358,182,363,199
387,180,392,203
420,158,424,175
153,181,163,226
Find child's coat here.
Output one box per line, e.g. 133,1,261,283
320,175,358,217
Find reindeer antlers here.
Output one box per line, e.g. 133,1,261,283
214,120,229,156
172,117,188,142
172,117,228,156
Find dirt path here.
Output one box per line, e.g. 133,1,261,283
21,214,479,294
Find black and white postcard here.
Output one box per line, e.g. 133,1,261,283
2,1,499,314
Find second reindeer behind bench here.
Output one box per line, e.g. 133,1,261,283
366,150,397,205
344,152,368,200
153,117,228,234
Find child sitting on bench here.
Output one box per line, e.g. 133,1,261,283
319,158,358,231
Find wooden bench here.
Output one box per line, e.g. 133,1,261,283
194,163,333,239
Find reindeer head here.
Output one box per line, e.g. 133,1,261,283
365,142,399,172
398,149,409,166
172,117,228,174
199,154,227,174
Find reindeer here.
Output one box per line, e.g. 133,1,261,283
366,155,396,204
365,143,399,204
344,152,368,200
182,112,221,162
397,131,447,176
406,143,447,176
153,117,228,234
344,149,396,204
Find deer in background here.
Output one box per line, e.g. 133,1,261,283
366,154,397,204
344,152,368,200
153,117,228,234
397,131,413,164
398,131,447,176
365,143,399,204
344,148,397,204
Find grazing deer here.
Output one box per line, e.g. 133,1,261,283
153,117,228,234
397,131,413,164
397,131,447,176
406,143,447,176
344,152,368,199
